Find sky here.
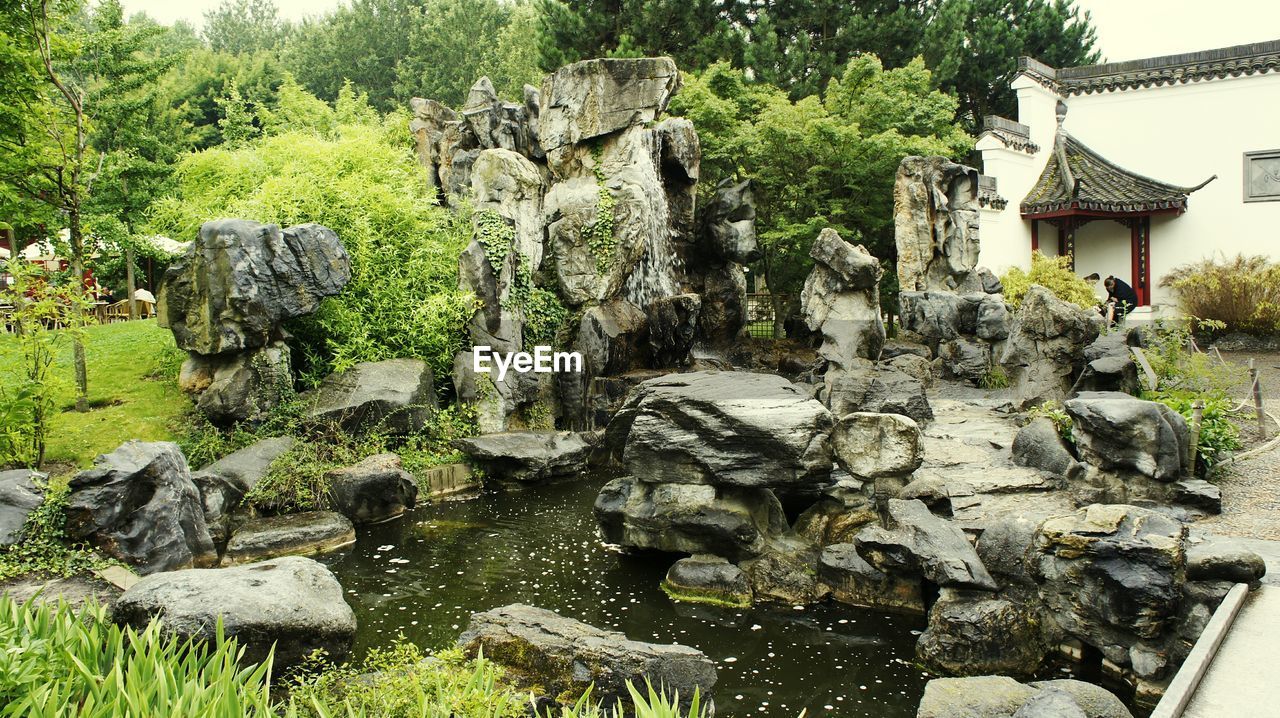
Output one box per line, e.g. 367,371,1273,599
120,0,1280,65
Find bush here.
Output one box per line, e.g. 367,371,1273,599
1000,252,1099,310
1143,389,1242,473
0,596,277,718
148,104,474,389
1161,254,1280,337
1027,400,1074,443
0,478,113,582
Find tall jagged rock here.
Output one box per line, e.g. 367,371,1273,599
894,156,981,292
801,229,886,371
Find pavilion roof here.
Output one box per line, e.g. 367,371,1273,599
1020,131,1213,217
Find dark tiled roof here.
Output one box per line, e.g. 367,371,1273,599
978,175,1008,210
1020,132,1211,216
1018,39,1280,95
980,115,1039,154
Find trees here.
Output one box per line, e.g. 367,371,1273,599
202,0,291,55
284,0,420,111
670,56,971,300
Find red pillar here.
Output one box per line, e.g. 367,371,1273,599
1031,219,1039,253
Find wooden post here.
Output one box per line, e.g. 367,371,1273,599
1250,359,1267,439
1190,399,1205,472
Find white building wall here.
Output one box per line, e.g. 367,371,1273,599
979,69,1280,312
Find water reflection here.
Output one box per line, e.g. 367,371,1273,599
320,477,929,717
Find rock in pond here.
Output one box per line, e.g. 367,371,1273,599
112,556,356,669
454,431,592,486
917,591,1047,677
326,453,419,524
856,499,997,591
457,603,715,711
0,469,45,548
594,477,786,562
606,371,833,489
917,676,1132,718
222,512,356,565
663,554,752,607
818,543,924,613
66,441,216,575
304,359,438,434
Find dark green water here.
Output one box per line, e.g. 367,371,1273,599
319,477,929,718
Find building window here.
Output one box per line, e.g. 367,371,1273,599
1244,149,1280,202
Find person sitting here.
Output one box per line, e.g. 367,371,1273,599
1104,275,1139,323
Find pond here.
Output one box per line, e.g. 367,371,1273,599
320,476,930,718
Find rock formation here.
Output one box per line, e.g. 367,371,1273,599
801,228,886,372
999,286,1103,409
158,219,351,424
894,156,982,292
0,469,45,548
411,58,759,432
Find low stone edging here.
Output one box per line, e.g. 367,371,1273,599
1148,582,1250,718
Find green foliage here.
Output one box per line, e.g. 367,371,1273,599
1161,254,1280,337
1000,252,1099,310
1144,389,1242,473
980,365,1010,390
1027,400,1074,443
0,477,113,582
148,103,474,385
1139,319,1243,398
0,263,90,469
0,596,277,718
587,148,618,274
475,210,514,272
203,0,292,55
669,56,971,295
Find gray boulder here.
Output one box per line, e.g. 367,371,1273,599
594,477,786,562
1075,330,1140,395
832,412,923,479
455,431,592,486
939,336,992,383
193,436,295,547
894,156,980,292
918,676,1132,718
855,499,997,591
801,229,885,369
976,297,1012,341
457,603,715,711
577,300,650,375
606,371,833,488
0,469,45,548
1186,537,1267,584
899,291,974,348
66,441,216,575
702,179,760,264
645,293,700,367
177,340,292,425
741,536,821,604
999,286,1102,409
538,57,680,161
222,511,356,565
917,592,1047,677
304,359,438,434
825,366,933,424
112,556,356,669
158,219,350,356
1011,418,1084,480
326,454,420,524
1064,392,1189,480
663,554,752,607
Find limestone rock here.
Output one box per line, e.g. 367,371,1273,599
112,556,356,669
455,431,592,486
222,512,355,565
0,469,45,548
832,412,923,479
741,536,821,604
825,366,933,425
696,264,748,345
999,286,1102,409
702,179,760,264
578,299,650,375
917,591,1047,677
663,554,752,607
178,340,291,425
326,453,420,525
939,336,992,383
304,359,438,434
855,499,997,591
1076,329,1140,395
645,293,700,367
66,441,216,575
538,58,680,160
607,371,833,488
192,436,295,547
894,156,980,292
457,603,714,711
818,543,924,613
1064,392,1189,481
794,478,879,545
1186,537,1267,584
594,477,786,562
917,676,1132,718
158,220,350,356
801,229,885,369
1012,418,1084,480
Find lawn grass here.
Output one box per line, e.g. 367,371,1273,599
0,319,189,473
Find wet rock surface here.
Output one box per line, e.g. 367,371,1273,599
222,511,356,565
457,603,715,711
326,453,420,524
663,554,752,607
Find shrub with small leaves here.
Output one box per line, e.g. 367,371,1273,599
1000,252,1099,310
1027,400,1074,444
475,209,514,273
586,146,617,274
1161,254,1280,337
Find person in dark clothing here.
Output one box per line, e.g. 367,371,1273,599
1104,276,1139,322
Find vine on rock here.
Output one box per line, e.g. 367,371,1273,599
475,209,514,273
587,146,617,275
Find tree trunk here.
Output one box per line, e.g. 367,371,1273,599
125,244,138,320
68,207,89,412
